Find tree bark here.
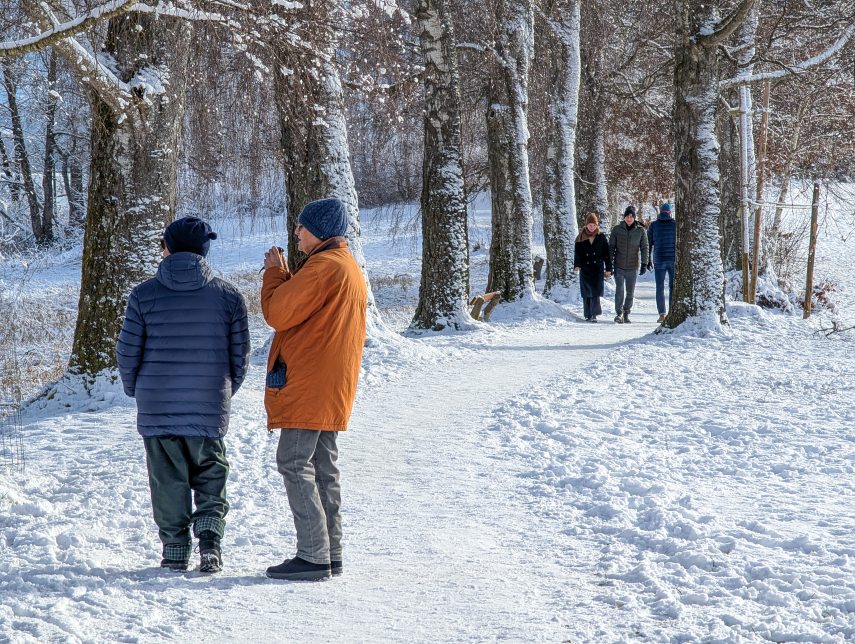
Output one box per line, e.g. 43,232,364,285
411,0,471,330
667,1,755,329
749,79,770,297
69,13,192,375
485,0,535,302
41,50,58,243
731,5,759,301
2,61,43,241
574,0,609,230
272,1,387,341
717,99,741,272
540,0,581,301
0,137,17,202
803,182,820,318
61,147,87,229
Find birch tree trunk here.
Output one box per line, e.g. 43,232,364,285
273,2,388,342
574,0,609,229
735,6,759,301
718,5,758,279
69,14,192,375
666,0,758,329
486,0,536,302
411,0,471,330
540,0,581,302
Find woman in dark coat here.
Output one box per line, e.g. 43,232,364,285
574,213,613,322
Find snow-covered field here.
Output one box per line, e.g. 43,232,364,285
0,192,853,642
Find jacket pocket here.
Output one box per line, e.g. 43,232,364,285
266,359,287,389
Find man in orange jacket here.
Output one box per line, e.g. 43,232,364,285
261,198,368,581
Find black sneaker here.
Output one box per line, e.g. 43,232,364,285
623,312,631,324
198,531,222,573
266,556,331,581
160,558,189,571
331,560,343,577
614,314,623,324
591,317,598,323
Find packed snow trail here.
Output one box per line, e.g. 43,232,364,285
5,278,853,642
0,286,657,643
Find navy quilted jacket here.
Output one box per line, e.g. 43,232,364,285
648,213,676,264
116,253,250,438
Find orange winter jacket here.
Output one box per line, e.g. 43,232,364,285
261,238,368,431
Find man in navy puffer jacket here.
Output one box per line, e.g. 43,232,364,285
116,216,250,573
647,202,677,323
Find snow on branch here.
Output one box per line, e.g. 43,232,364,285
456,42,487,54
0,0,140,58
131,3,230,24
720,22,855,88
21,0,138,118
696,0,759,49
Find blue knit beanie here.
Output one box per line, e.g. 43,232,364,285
298,198,348,241
163,216,217,256
660,202,672,215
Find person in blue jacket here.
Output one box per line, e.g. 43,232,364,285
116,217,250,573
647,202,677,323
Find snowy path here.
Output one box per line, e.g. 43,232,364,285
0,285,657,643
4,277,854,643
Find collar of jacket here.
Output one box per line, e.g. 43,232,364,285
294,236,348,273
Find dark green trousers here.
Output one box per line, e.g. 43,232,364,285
143,436,229,562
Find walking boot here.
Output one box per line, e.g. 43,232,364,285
266,556,331,581
160,558,189,572
198,530,222,573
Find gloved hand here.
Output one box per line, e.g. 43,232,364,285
639,265,648,276
647,261,653,272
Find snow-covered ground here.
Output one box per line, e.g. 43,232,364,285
0,193,853,642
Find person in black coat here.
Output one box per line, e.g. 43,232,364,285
574,213,613,322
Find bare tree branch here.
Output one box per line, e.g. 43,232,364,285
21,0,138,119
0,0,140,59
721,21,855,87
697,0,759,48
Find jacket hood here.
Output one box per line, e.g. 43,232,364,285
156,252,215,291
657,212,674,221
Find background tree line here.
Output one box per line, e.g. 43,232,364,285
1,0,853,381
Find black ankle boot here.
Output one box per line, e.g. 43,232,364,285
198,530,222,573
160,558,189,571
